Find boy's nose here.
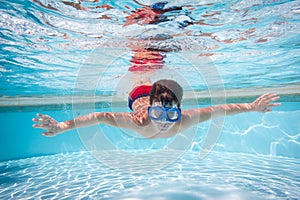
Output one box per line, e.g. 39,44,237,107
161,117,167,122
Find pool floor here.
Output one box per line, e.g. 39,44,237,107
0,151,299,199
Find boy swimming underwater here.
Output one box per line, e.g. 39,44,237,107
33,79,280,139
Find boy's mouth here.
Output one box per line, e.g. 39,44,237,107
153,121,173,132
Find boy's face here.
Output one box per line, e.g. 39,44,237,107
149,101,179,132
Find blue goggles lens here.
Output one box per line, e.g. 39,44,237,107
148,106,181,122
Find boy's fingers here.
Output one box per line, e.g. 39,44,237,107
32,118,39,122
270,96,280,101
32,118,50,125
269,103,281,107
261,93,270,98
41,115,51,120
36,113,51,120
42,132,55,137
33,124,50,131
33,124,44,128
268,94,279,100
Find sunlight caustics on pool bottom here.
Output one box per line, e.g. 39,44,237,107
0,151,299,199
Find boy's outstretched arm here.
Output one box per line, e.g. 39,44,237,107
181,93,281,128
33,111,149,137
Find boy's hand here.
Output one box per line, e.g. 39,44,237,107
32,114,63,137
251,93,281,112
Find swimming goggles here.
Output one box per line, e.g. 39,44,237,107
148,106,181,122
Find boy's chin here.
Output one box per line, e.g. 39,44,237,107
152,121,174,132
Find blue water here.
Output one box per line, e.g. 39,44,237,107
1,0,300,199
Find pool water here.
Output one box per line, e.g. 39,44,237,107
1,0,300,199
